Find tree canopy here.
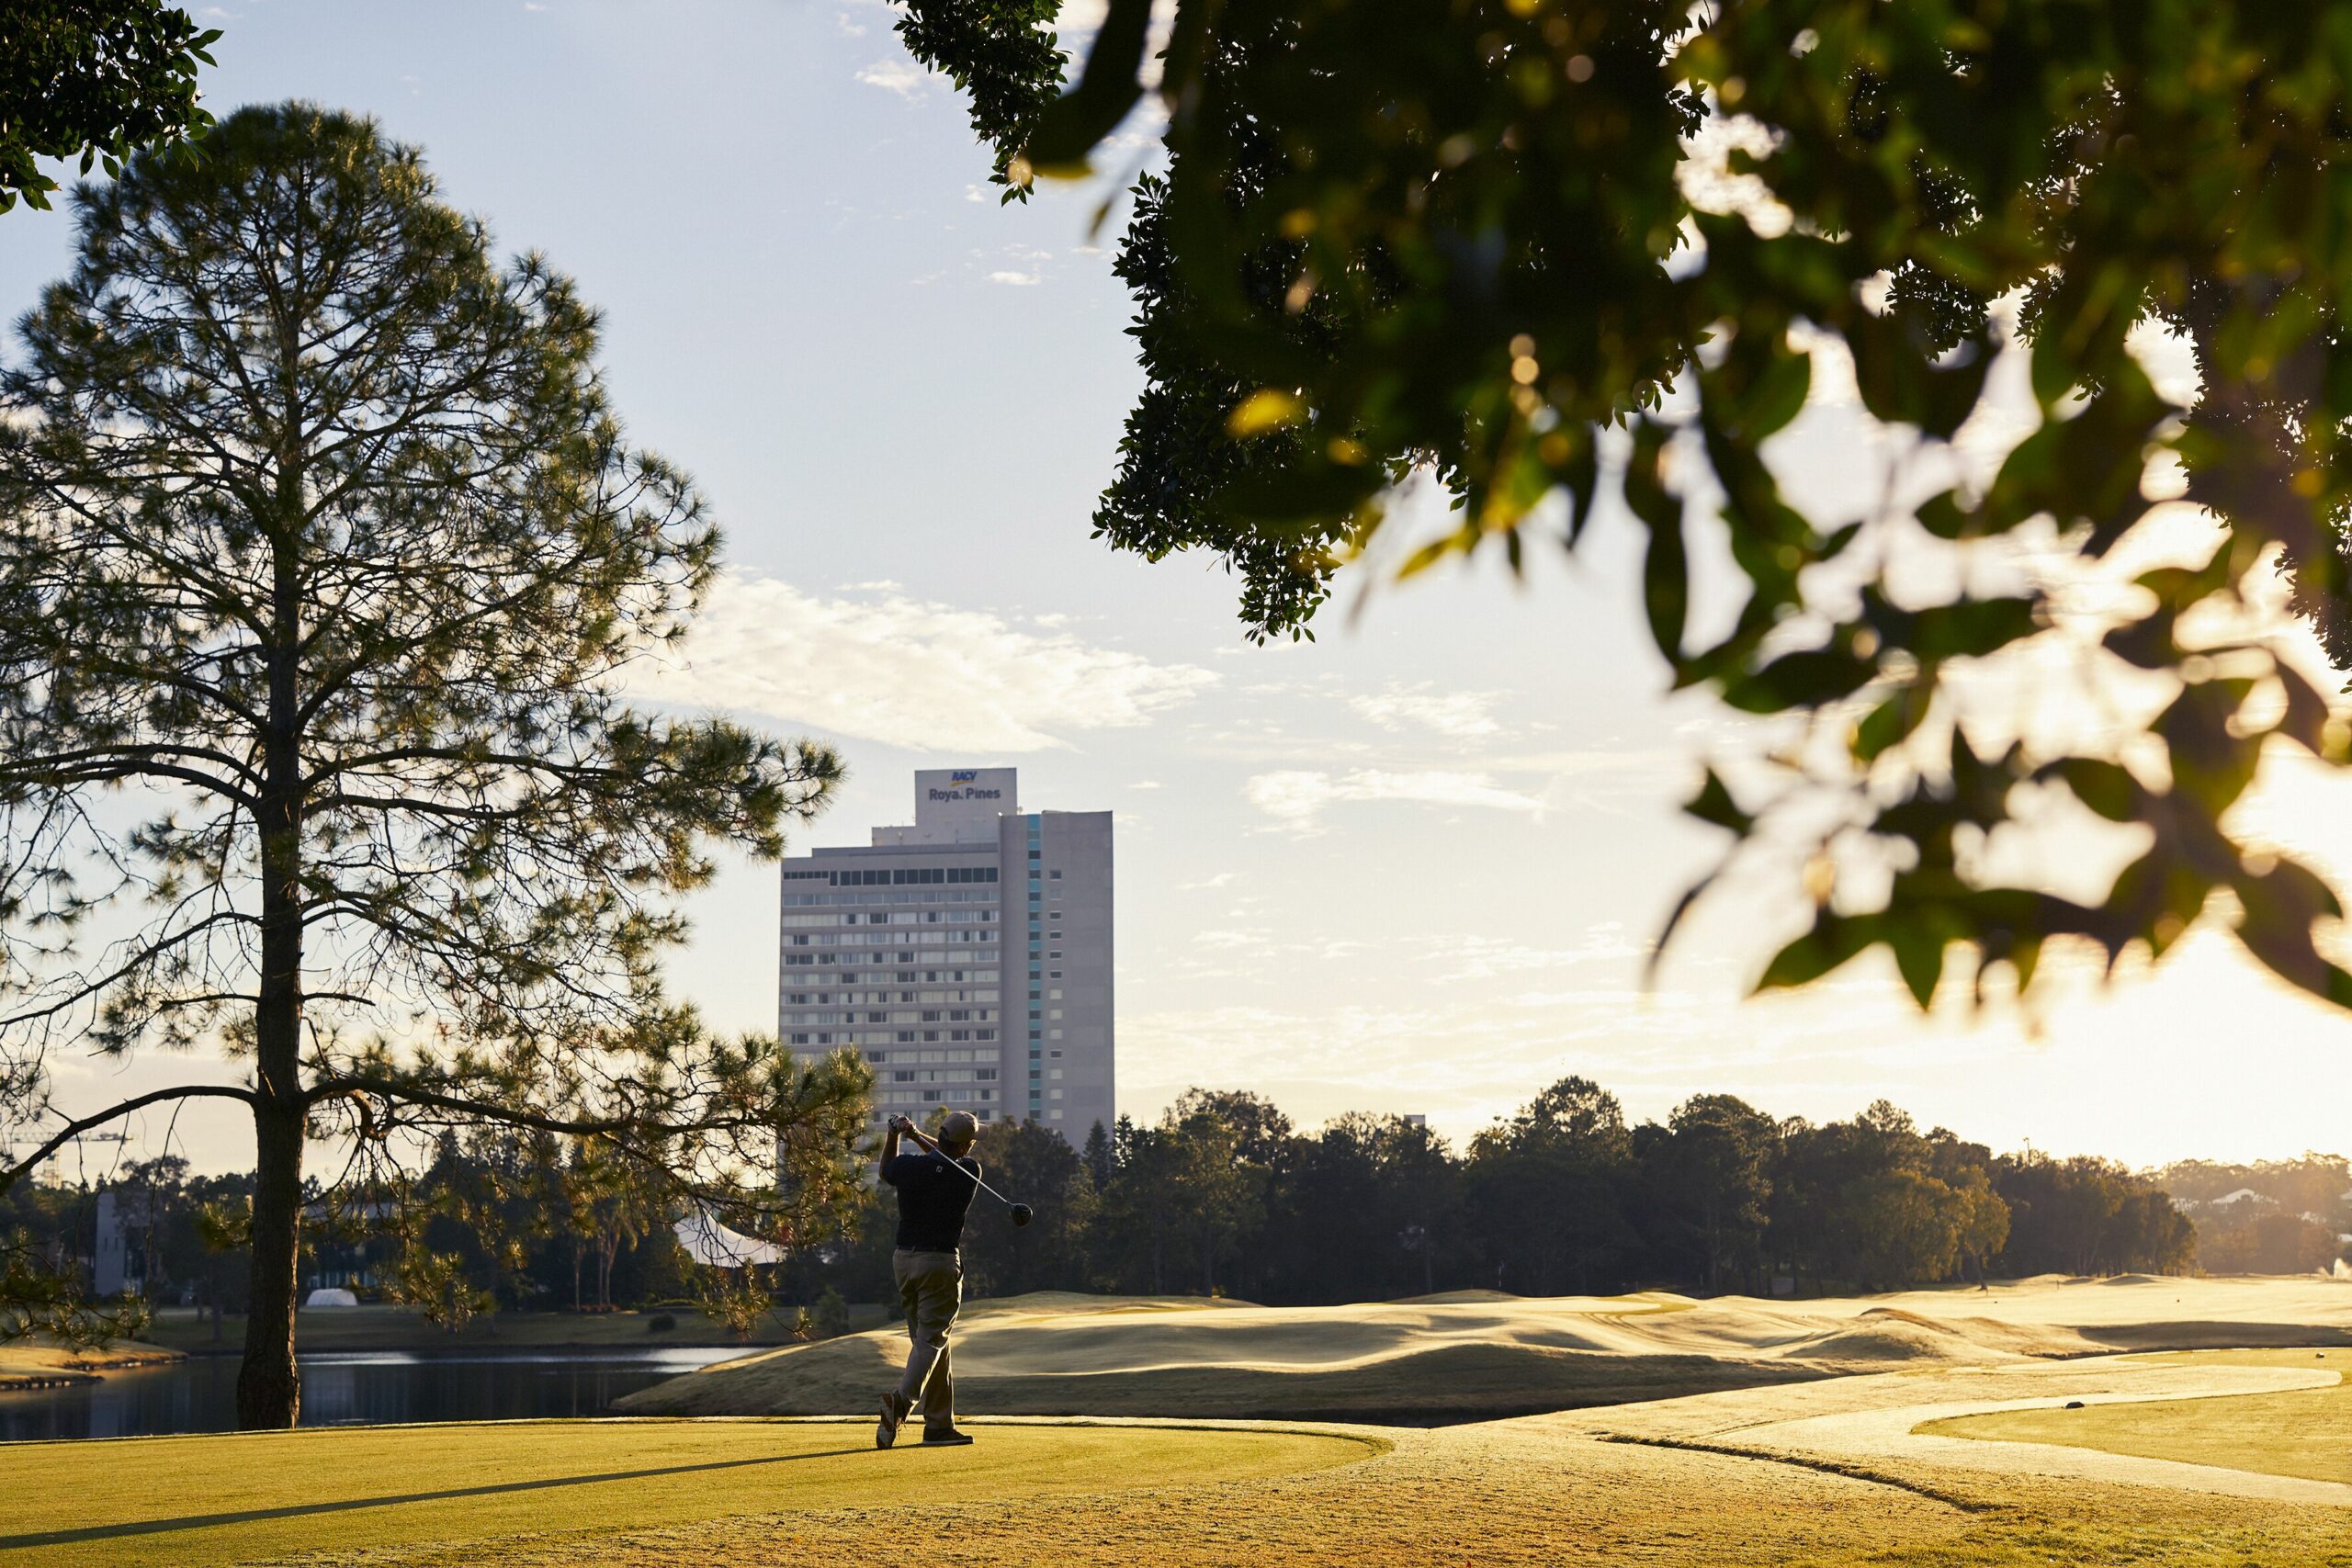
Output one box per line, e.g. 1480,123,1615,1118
0,105,864,1427
802,1080,2196,1311
1,1,220,213
900,0,2352,1017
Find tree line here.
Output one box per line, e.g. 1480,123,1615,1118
805,1080,2199,1308
2156,1155,2352,1277
1,1075,2245,1337
1,1135,758,1344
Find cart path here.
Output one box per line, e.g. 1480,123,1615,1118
1558,1355,2351,1506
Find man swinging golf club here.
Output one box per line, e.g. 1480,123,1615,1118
876,1110,982,1449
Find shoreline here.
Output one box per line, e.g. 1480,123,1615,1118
157,1339,789,1360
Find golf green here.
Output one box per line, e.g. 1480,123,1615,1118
0,1417,1381,1568
1922,1348,2351,1485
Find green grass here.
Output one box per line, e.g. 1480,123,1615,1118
138,1303,889,1353
0,1418,1379,1568
1921,1348,2352,1485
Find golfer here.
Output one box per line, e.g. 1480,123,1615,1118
876,1111,979,1449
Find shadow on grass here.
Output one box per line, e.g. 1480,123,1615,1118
0,1445,875,1551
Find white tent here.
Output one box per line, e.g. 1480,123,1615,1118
674,1209,783,1268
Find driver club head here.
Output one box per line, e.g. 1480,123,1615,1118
1009,1203,1035,1227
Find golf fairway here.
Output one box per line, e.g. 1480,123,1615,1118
1921,1348,2352,1485
0,1418,1382,1568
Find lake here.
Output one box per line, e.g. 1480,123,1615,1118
0,1347,752,1442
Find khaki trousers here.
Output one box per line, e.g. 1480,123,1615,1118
892,1247,962,1430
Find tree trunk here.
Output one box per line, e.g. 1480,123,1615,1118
236,1099,304,1428
238,503,308,1430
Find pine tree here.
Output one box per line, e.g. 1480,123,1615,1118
0,105,865,1427
1081,1119,1114,1191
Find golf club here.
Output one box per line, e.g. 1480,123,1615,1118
892,1118,1035,1226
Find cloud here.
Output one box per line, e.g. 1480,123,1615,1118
633,570,1218,752
1422,927,1652,983
856,58,933,97
988,270,1041,287
837,12,868,36
1349,681,1506,739
1245,769,1545,833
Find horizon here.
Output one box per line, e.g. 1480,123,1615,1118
5,0,2350,1179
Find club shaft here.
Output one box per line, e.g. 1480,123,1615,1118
899,1124,1017,1208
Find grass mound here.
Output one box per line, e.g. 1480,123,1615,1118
632,1278,2351,1425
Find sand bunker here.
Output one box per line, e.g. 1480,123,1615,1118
619,1275,2351,1423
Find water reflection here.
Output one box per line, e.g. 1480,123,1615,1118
0,1348,749,1442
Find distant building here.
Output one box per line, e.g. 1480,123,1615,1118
93,1191,147,1298
779,768,1114,1142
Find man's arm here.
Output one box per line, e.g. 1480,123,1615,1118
880,1114,907,1181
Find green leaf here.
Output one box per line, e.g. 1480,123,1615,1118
1888,919,1946,1007
1023,0,1153,170
1684,768,1751,835
1624,424,1687,664
1758,912,1873,991
1721,649,1876,715
1847,312,1991,440
2052,758,2142,823
1853,682,1931,761
1907,596,2040,662
1558,427,1600,545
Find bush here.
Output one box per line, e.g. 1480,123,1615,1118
647,1312,676,1333
813,1286,851,1340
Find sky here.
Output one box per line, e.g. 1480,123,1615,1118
6,0,2351,1178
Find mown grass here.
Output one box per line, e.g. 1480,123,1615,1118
1922,1347,2351,1485
0,1417,1378,1568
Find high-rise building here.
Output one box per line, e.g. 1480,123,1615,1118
777,769,1114,1143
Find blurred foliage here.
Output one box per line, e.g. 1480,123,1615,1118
904,0,2352,1012
0,1,219,213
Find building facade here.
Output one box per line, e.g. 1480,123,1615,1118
778,769,1114,1143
